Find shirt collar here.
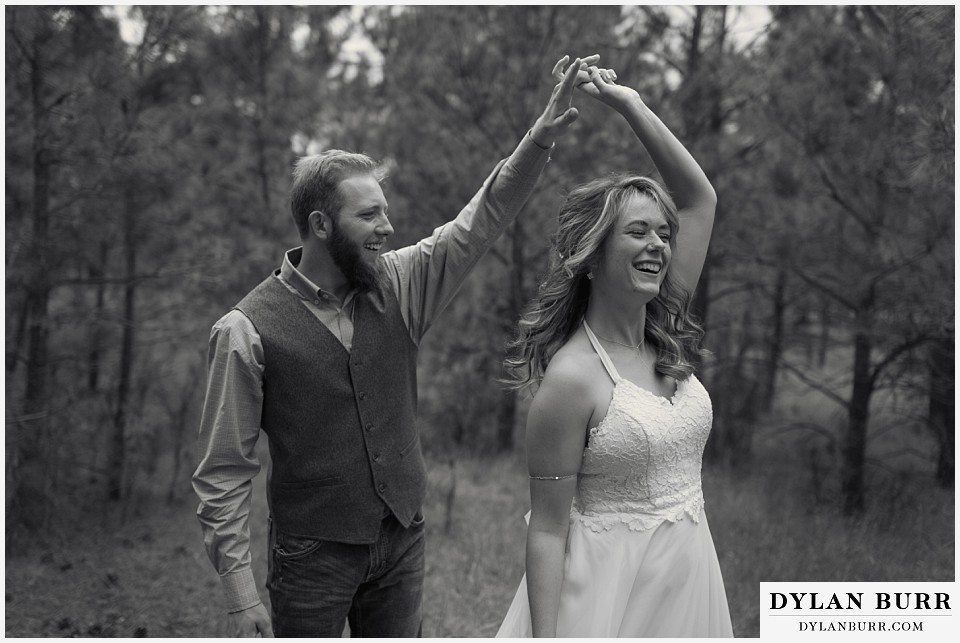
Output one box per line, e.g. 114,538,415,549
280,247,357,306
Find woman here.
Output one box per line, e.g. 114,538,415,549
497,62,733,638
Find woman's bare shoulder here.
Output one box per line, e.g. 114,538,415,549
538,329,602,398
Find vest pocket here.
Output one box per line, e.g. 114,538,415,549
400,433,420,458
278,475,346,489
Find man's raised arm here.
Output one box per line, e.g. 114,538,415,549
381,55,599,342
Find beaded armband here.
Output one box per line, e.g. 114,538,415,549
529,473,578,480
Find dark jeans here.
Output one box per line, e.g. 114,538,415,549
266,511,425,638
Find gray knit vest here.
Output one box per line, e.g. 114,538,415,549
235,274,425,543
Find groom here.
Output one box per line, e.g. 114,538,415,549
192,56,593,637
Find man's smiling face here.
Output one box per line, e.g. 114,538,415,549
327,173,394,292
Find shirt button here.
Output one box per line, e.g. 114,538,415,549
354,359,362,367
358,391,366,400
313,300,320,305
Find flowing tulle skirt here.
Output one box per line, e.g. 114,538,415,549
496,509,733,638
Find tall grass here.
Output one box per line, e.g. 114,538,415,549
707,461,953,637
4,440,951,637
420,451,954,637
421,455,530,637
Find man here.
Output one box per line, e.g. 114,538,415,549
192,55,593,637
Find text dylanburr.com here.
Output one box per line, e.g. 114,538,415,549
760,582,955,639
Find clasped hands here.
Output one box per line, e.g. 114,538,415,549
531,54,641,148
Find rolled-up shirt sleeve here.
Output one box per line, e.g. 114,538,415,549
192,309,265,613
380,131,551,343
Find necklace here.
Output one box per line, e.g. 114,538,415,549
594,332,645,352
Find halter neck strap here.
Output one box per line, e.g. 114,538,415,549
583,321,622,384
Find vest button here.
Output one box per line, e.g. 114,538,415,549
354,359,362,367
373,453,381,462
358,391,366,400
378,483,386,492
365,423,374,432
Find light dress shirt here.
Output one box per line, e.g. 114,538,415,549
193,132,551,613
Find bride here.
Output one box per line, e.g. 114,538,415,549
497,59,733,637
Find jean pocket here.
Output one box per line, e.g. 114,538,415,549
274,530,325,561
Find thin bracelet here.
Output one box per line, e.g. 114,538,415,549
529,473,578,480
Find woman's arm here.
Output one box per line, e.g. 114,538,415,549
524,354,593,637
579,67,717,293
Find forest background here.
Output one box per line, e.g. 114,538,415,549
4,4,955,638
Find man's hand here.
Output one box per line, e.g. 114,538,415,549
227,602,274,637
530,54,600,148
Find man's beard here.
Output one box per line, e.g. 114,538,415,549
328,219,382,293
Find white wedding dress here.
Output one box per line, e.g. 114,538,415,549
497,322,733,638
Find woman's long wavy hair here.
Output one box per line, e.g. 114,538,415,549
503,173,707,393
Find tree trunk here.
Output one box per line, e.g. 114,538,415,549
253,120,272,214
452,397,466,446
679,5,711,346
728,306,757,467
929,334,954,488
108,194,137,501
841,306,873,515
700,3,724,350
691,260,711,367
687,6,704,73
167,424,186,505
702,326,730,465
762,267,787,410
495,389,517,452
87,241,109,392
6,291,29,375
254,7,273,215
165,363,202,504
9,16,56,533
494,215,528,453
817,299,830,368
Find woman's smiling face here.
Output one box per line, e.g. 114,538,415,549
591,191,673,301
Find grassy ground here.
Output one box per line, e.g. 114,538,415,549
4,442,954,637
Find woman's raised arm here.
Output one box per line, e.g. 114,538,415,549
577,67,716,293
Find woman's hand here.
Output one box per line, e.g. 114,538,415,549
561,64,642,114
563,61,716,293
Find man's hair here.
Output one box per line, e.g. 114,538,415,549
290,150,382,238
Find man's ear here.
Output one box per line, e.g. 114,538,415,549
308,210,331,239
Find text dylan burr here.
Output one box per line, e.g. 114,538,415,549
770,592,951,611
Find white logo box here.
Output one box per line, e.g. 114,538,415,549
760,582,955,640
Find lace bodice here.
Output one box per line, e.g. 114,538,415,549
572,323,713,533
